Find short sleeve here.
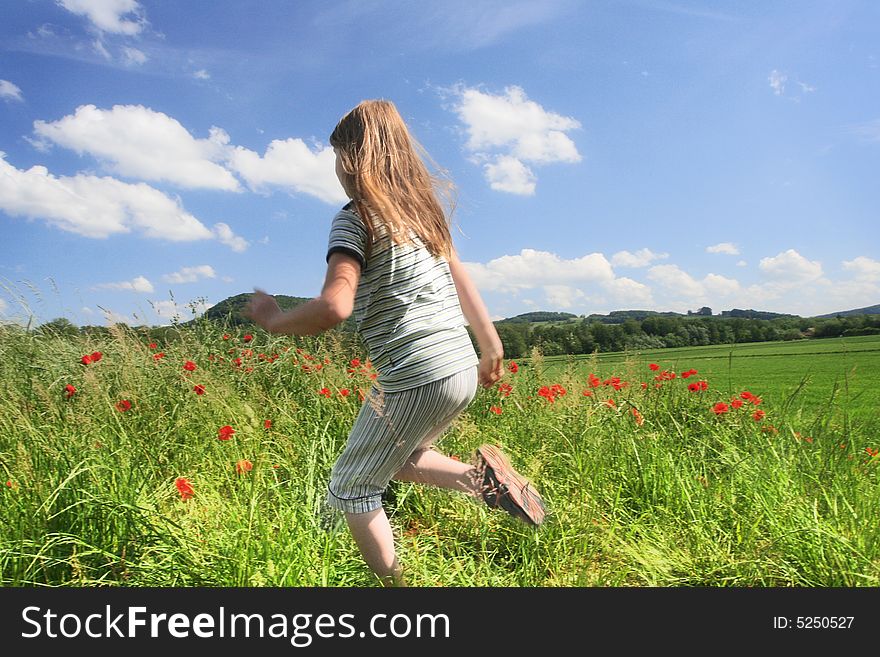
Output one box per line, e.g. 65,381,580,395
326,205,368,269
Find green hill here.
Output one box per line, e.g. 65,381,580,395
501,311,578,324
814,304,880,318
198,293,313,327
196,292,358,332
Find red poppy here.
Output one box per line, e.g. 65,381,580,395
153,352,165,361
604,399,616,408
712,402,729,415
175,477,194,500
550,384,567,397
193,384,206,395
866,447,878,458
243,334,253,342
339,388,350,397
91,351,103,362
688,382,700,392
731,399,744,409
538,386,555,403
183,360,197,372
740,391,755,401
115,399,132,412
218,425,235,441
223,334,230,340
582,390,593,397
507,361,519,374
752,409,766,421
588,373,601,388
65,384,76,399
350,358,361,368
319,388,331,397
498,383,513,397
649,363,660,371
80,354,92,365
236,459,253,475
264,419,272,430
489,405,502,415
149,342,157,349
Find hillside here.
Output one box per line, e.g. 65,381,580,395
814,304,880,318
198,293,313,327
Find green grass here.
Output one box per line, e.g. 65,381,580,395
1,325,878,587
538,335,880,430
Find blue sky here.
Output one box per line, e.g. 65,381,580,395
1,0,878,327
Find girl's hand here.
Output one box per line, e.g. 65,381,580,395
478,351,504,388
243,289,282,332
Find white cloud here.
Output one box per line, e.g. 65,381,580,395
706,242,739,255
95,275,154,293
769,69,786,96
604,276,654,307
542,285,586,310
450,85,581,194
212,223,249,252
736,260,748,267
58,0,146,35
611,248,669,268
851,118,880,143
647,264,706,298
465,249,614,293
92,38,111,59
483,156,536,195
162,265,217,284
0,153,217,242
0,298,7,313
227,139,347,204
797,81,816,93
842,256,880,282
466,249,658,311
0,80,24,102
194,69,211,80
702,273,741,297
121,46,147,65
759,249,823,283
33,104,240,191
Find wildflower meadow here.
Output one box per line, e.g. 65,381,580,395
1,322,878,587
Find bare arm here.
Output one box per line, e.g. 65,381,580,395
447,248,504,388
244,252,361,336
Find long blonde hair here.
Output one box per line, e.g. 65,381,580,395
330,99,455,259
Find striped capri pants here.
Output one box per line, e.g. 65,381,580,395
326,366,478,514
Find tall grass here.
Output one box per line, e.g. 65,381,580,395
1,323,878,587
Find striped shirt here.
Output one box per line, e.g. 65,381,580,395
326,203,478,392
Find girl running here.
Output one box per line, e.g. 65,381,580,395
245,99,545,586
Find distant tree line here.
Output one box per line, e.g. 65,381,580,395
479,313,880,359
23,304,880,361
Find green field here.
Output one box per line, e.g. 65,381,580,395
1,325,879,587
538,335,880,430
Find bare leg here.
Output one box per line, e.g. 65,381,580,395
345,508,405,587
393,448,481,496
